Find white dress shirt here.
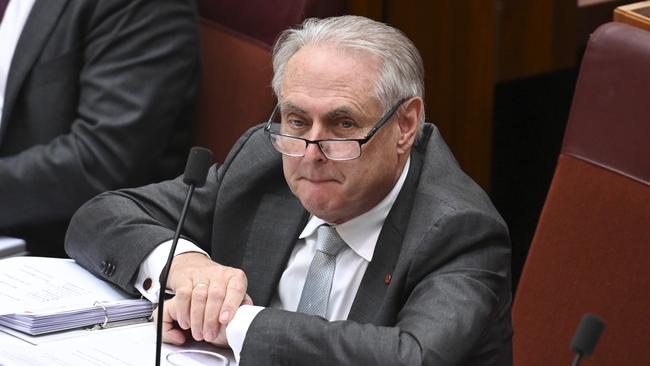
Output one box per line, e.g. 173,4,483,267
0,0,35,125
134,239,209,299
136,158,410,362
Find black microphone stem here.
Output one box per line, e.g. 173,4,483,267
571,353,582,366
155,184,196,366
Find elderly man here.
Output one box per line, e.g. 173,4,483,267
66,15,512,365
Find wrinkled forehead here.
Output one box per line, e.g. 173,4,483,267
279,45,382,115
283,46,380,90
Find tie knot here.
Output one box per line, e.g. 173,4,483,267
316,225,345,256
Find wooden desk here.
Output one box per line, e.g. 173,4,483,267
0,322,236,366
614,1,650,31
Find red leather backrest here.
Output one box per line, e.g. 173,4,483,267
513,22,650,366
194,20,274,162
562,22,650,185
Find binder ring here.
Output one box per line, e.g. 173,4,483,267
93,301,109,328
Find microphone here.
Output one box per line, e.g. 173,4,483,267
570,313,606,366
155,147,213,366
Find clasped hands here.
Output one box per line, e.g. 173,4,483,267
154,252,252,347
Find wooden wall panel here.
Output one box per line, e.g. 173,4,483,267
497,0,577,81
346,0,578,189
345,0,385,21
386,0,497,189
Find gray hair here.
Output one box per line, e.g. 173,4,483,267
271,15,425,127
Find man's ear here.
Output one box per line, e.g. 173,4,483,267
396,97,423,154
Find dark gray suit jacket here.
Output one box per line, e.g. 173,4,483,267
0,0,199,256
66,123,512,365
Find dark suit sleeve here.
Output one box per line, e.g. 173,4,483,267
240,210,512,366
64,165,219,294
0,0,199,227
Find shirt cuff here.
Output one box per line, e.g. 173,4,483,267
226,304,265,364
134,239,208,303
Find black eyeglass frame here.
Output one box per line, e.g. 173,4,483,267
263,98,408,160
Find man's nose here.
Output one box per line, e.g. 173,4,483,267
302,125,328,160
303,141,327,161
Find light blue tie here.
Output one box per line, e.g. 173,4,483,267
296,225,346,317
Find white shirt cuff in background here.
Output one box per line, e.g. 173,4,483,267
226,304,265,364
134,239,208,303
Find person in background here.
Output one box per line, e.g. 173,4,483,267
0,0,200,257
66,15,512,365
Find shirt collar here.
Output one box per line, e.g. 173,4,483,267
299,157,411,262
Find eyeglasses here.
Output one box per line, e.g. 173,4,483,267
264,99,406,161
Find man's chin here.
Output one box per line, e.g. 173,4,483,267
301,197,342,221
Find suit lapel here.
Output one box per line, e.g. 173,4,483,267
0,0,68,141
348,153,422,323
241,192,308,306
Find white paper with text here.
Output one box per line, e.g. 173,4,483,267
0,257,130,315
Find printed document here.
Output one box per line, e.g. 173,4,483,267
0,257,132,315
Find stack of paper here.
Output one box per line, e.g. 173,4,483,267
0,298,152,335
0,236,27,258
0,257,153,335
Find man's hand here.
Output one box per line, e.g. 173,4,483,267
162,252,250,343
156,292,253,347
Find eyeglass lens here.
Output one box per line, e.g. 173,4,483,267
269,132,361,160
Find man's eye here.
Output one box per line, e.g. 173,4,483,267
339,120,354,129
288,119,305,127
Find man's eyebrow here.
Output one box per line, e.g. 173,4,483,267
324,107,356,120
279,102,359,120
279,102,307,114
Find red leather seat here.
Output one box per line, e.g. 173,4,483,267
513,22,650,365
194,20,275,163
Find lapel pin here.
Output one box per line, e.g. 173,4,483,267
384,272,392,285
